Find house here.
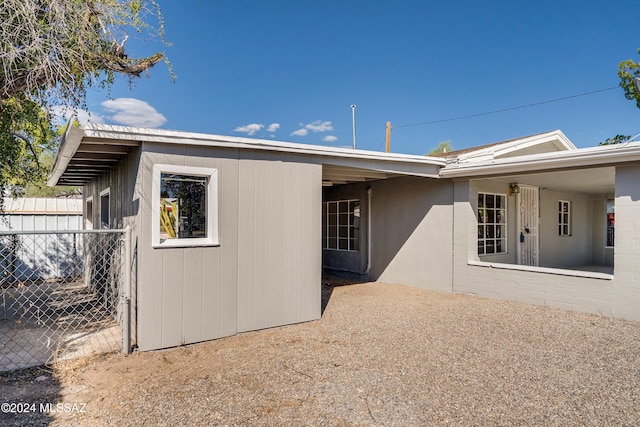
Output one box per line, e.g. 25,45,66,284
48,124,640,351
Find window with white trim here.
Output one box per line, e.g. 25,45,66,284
477,193,506,255
558,200,571,236
322,199,360,251
152,165,219,248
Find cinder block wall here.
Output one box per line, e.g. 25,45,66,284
612,165,640,320
452,180,617,319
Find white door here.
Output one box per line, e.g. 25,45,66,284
517,185,539,266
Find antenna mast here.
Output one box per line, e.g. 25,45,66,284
351,105,357,149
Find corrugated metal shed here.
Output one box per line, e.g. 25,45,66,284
1,198,83,280
2,197,82,215
1,197,83,232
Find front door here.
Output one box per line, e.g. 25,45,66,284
517,185,539,266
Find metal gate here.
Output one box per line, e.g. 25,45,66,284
517,186,539,266
0,229,132,372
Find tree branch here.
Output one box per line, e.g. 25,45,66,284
11,132,41,169
97,52,164,76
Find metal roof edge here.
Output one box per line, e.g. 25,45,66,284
82,124,447,167
47,119,85,186
440,141,640,178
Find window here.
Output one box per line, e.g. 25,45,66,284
152,165,218,248
606,199,614,247
478,193,506,255
86,196,94,230
322,199,360,251
558,200,571,236
99,188,110,229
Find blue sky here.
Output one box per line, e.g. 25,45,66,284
80,0,640,154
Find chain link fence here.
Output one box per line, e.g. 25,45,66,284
0,229,132,372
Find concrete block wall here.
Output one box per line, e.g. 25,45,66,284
612,165,640,320
452,181,619,319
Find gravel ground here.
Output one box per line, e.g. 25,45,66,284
3,279,640,426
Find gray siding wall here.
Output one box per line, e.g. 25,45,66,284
369,176,453,292
236,151,321,334
83,146,142,344
134,144,321,351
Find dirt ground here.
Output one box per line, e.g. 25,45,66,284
2,279,640,426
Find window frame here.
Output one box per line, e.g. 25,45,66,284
85,196,94,230
558,200,571,236
477,192,507,256
322,199,360,252
99,188,110,229
152,164,219,249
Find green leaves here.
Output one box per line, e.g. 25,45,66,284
0,0,171,196
599,134,632,146
618,48,640,109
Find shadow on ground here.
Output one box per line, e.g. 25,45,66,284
0,365,62,426
321,272,367,315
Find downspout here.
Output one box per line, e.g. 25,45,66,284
363,187,372,276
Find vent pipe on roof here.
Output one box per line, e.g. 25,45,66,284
351,105,357,149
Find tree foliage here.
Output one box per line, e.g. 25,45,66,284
618,48,640,109
599,134,632,146
428,141,453,155
0,0,169,196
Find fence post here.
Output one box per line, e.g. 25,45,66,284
122,226,132,354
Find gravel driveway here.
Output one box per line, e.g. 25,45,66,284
4,279,640,426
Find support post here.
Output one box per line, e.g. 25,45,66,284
122,226,132,354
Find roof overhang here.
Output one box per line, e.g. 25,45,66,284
47,122,141,186
440,141,640,179
48,123,445,186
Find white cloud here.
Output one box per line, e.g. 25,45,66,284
234,123,264,136
306,120,334,133
291,120,334,137
50,105,105,126
322,135,338,143
101,98,167,128
266,123,280,132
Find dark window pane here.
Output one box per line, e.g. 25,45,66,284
339,238,348,250
478,240,484,255
328,237,337,249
